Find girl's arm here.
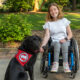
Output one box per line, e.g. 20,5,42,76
41,28,50,47
60,25,72,43
66,25,73,40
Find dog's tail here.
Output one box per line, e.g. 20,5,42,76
18,72,28,80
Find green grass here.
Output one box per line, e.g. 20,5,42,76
26,13,47,30
0,13,80,30
64,13,80,29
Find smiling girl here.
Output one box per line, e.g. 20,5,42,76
40,3,72,72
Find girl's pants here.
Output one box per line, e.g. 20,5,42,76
51,41,70,62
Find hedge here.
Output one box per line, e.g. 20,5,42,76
0,13,32,43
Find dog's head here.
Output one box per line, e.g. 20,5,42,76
19,35,41,54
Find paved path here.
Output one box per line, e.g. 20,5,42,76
0,54,80,80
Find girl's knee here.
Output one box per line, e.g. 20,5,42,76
61,42,69,48
61,42,69,53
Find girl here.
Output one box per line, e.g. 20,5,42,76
40,3,72,73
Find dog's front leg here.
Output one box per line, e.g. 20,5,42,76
28,66,34,80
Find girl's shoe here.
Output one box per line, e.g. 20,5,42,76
63,62,71,73
51,62,59,72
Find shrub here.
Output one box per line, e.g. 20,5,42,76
4,0,34,12
0,13,32,43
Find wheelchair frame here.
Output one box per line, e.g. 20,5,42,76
40,38,79,79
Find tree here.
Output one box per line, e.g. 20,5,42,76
33,0,47,12
39,0,47,11
72,0,76,10
69,0,77,11
33,0,39,12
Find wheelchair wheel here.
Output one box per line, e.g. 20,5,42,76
72,39,79,72
70,72,76,79
40,56,45,73
69,55,76,79
40,52,48,78
69,38,79,79
43,67,48,78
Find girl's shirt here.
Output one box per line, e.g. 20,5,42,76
43,18,71,42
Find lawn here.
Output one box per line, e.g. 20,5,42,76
64,13,80,30
0,12,80,30
21,12,80,30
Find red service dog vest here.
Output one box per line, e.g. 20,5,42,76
15,50,32,66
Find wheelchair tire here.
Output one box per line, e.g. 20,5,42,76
70,72,76,79
40,51,49,78
40,52,48,73
42,67,48,78
40,57,45,73
73,39,79,72
68,38,79,79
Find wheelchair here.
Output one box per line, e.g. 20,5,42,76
40,38,79,79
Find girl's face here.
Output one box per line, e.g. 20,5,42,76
49,5,59,19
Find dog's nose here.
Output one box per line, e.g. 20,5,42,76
34,50,40,53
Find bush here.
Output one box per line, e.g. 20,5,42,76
1,0,34,12
0,13,32,43
0,5,10,12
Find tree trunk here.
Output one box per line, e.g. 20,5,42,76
72,0,76,10
33,0,39,12
39,0,47,11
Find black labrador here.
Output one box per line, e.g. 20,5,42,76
4,35,41,80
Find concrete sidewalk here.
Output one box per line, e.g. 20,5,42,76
0,54,80,80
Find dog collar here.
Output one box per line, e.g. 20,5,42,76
15,50,32,66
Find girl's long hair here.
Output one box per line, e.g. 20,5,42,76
46,3,64,22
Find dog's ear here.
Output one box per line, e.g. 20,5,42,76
24,35,41,42
34,35,42,42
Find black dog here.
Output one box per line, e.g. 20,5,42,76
4,35,41,80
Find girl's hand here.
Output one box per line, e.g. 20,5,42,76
40,47,44,53
59,39,66,43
